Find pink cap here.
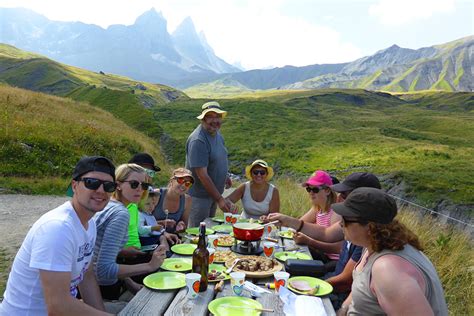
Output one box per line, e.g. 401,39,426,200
304,170,333,187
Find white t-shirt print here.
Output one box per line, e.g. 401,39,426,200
0,201,96,316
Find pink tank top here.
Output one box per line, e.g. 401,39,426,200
316,209,339,260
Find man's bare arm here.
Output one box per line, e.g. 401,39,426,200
40,270,111,315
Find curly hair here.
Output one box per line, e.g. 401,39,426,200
367,219,423,252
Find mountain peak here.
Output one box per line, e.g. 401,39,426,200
134,7,166,27
173,17,197,37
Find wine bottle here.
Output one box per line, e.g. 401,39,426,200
192,222,209,292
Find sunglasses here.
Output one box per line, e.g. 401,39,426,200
252,169,267,176
123,180,152,190
145,169,156,178
175,177,193,188
305,186,325,193
77,177,116,193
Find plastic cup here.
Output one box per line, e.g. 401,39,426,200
224,212,233,225
207,247,215,264
231,213,240,224
273,271,290,293
263,242,276,258
208,234,218,248
185,273,201,299
230,272,245,296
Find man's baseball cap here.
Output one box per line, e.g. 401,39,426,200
331,172,381,192
332,187,397,224
66,156,116,196
129,153,161,171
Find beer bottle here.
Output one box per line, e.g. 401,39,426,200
192,222,209,292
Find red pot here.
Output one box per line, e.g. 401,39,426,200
233,223,264,241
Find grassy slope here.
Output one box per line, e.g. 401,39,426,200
154,89,474,206
0,43,189,141
0,85,173,193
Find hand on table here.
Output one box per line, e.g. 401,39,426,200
165,232,180,245
149,244,167,271
293,231,310,245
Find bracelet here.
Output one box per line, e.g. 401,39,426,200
296,220,304,232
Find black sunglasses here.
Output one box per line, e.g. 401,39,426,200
252,169,267,176
305,186,325,193
78,177,116,193
123,180,152,190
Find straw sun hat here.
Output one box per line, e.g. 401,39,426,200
196,101,227,120
245,159,274,181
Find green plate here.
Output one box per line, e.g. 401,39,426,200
212,215,225,223
143,271,186,290
208,296,263,316
274,251,312,262
161,258,192,272
278,231,294,239
287,276,333,296
171,243,197,255
208,264,230,282
212,224,233,233
186,227,216,236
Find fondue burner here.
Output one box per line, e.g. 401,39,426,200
231,238,263,255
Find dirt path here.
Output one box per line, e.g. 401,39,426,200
0,194,69,255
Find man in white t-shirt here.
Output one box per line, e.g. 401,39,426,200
1,156,116,316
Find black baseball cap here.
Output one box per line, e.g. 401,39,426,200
332,187,397,224
129,153,161,171
331,172,381,192
67,156,116,196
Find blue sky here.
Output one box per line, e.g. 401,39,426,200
1,0,472,70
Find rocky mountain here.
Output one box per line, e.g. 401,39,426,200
283,36,473,92
185,36,473,93
0,7,239,86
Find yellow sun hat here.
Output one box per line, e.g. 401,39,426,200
245,159,274,181
196,101,227,120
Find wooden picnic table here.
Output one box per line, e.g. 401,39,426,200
119,218,336,316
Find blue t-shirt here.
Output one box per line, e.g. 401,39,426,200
325,241,363,278
185,124,228,198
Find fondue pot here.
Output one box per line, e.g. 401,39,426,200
233,222,264,241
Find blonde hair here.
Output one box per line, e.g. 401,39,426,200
113,163,151,203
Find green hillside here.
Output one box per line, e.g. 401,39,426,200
154,89,474,207
0,43,189,140
0,85,172,193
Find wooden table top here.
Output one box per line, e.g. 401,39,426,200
119,218,336,316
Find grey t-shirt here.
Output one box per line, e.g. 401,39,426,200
185,124,228,198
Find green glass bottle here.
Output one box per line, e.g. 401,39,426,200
192,222,209,292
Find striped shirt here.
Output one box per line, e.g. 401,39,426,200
316,208,340,260
92,200,129,285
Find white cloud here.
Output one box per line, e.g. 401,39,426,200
369,0,456,26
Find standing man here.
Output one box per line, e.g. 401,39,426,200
0,156,116,315
186,101,233,227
